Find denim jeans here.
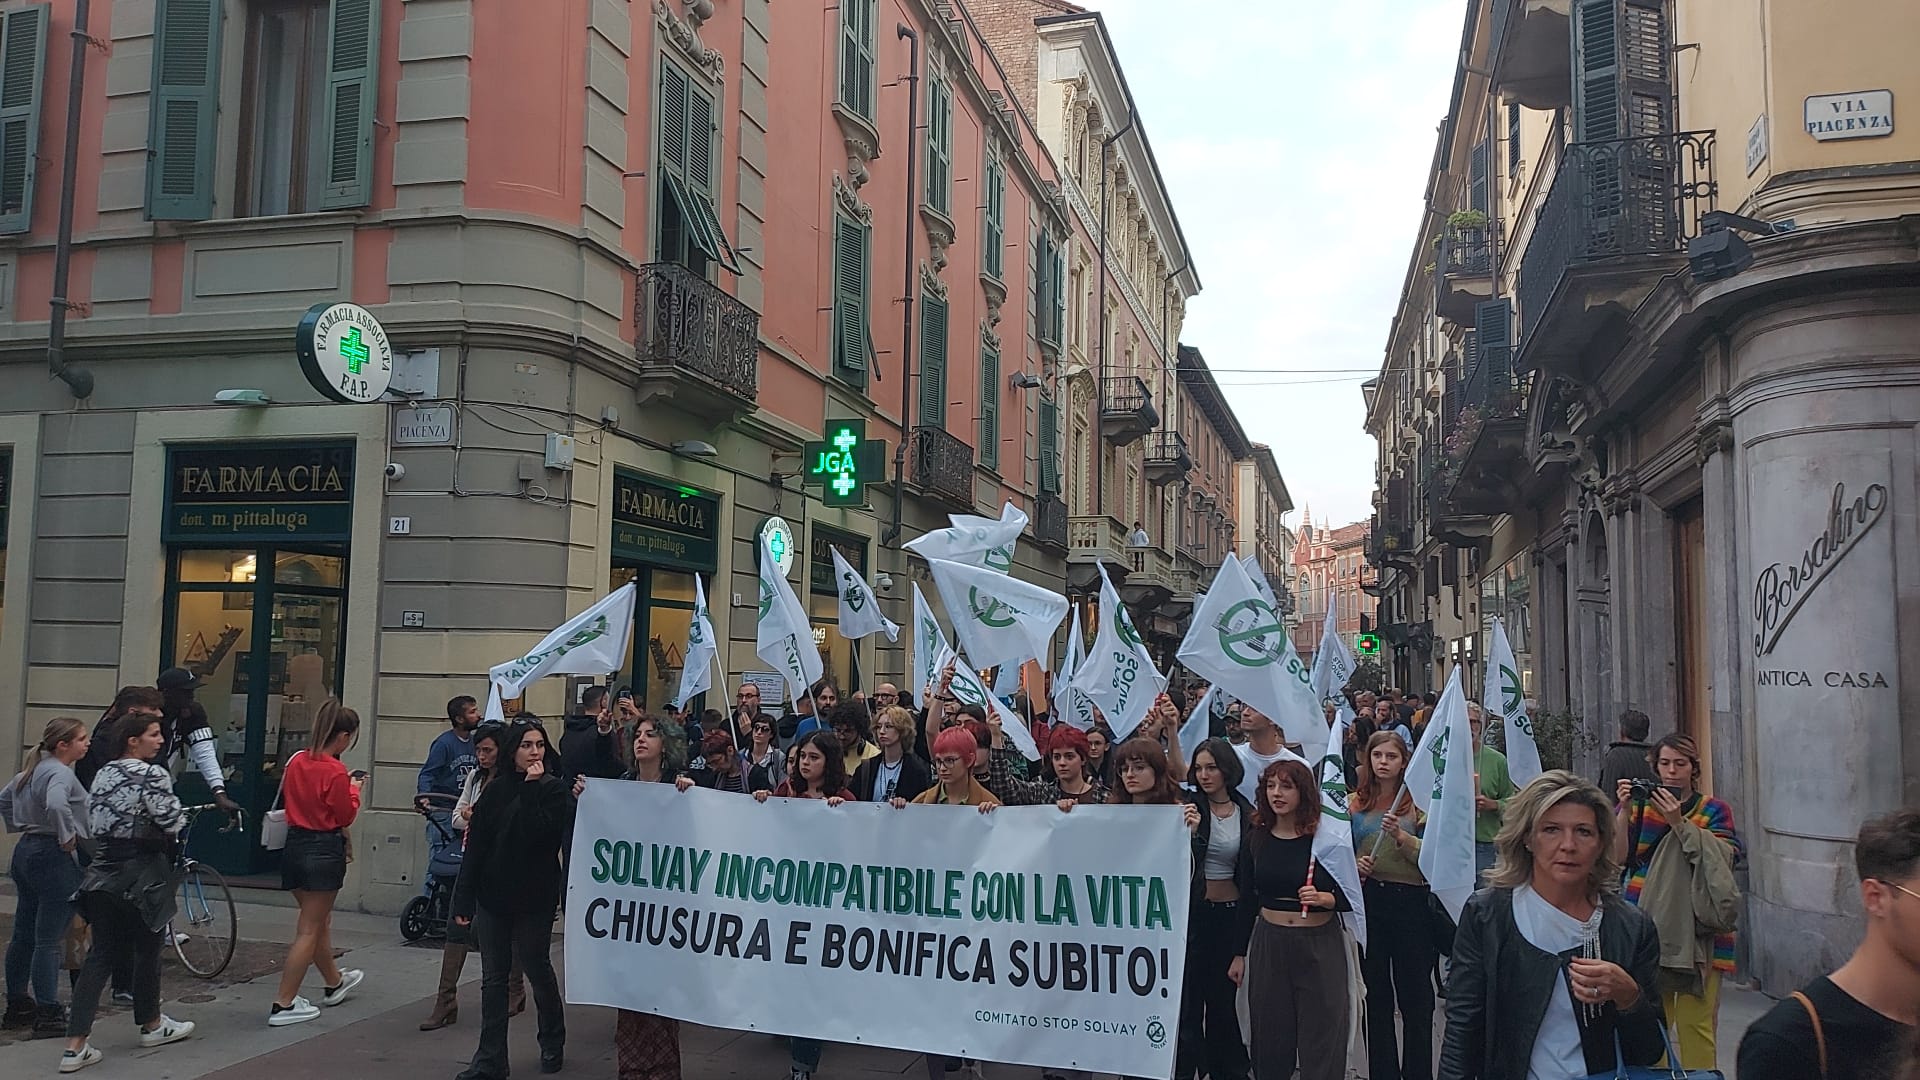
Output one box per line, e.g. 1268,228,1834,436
6,834,83,1007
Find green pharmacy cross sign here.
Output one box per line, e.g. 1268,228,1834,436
801,420,887,506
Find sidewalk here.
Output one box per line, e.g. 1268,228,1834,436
0,887,1778,1079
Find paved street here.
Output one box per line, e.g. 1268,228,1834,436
0,886,1775,1079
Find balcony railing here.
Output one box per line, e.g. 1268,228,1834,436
909,425,974,508
635,262,760,406
1440,224,1492,278
1462,345,1526,421
1034,494,1069,550
1517,131,1717,352
1143,430,1193,484
1099,375,1158,445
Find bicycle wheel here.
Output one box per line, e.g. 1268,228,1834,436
173,862,238,978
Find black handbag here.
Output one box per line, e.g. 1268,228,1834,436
1428,892,1458,957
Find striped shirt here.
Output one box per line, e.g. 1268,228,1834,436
1622,792,1740,974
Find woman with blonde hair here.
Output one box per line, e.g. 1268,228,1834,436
1437,771,1666,1080
851,706,931,803
3,717,92,1036
269,700,365,1027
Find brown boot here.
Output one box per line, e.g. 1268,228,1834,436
420,942,466,1030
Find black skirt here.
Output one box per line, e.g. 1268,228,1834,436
282,826,347,892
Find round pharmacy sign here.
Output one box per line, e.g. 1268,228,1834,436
296,302,393,404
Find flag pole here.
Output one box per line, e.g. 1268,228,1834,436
1366,783,1409,857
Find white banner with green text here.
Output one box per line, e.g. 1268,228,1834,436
564,782,1192,1075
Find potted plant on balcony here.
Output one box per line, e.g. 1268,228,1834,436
1446,209,1489,231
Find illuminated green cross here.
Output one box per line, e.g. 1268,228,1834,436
339,326,370,375
768,530,788,564
833,428,858,453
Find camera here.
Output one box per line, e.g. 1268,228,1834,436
1629,778,1659,800
384,462,406,480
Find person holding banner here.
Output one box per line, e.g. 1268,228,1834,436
757,731,854,805
1175,739,1255,1080
743,716,787,794
1109,739,1183,807
984,725,1109,809
1228,759,1351,1080
1436,772,1665,1080
1349,731,1434,1080
902,727,1000,810
851,707,932,804
826,705,880,777
451,720,574,1080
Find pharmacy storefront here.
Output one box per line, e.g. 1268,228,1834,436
608,468,721,710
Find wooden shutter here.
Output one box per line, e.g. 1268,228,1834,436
1468,141,1489,213
978,340,999,469
832,213,868,379
983,156,1004,279
840,0,873,119
1050,244,1067,344
926,76,951,214
1474,299,1511,365
1507,102,1522,172
1571,0,1622,143
320,0,380,209
0,4,48,234
918,292,948,427
1038,398,1060,494
1620,0,1671,137
660,63,689,178
147,0,223,220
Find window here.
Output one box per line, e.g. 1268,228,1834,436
925,71,952,216
149,0,380,221
0,4,49,235
831,210,872,386
917,290,948,427
978,337,999,470
1038,398,1060,496
657,61,739,273
838,0,875,121
1507,101,1522,173
1034,231,1064,351
981,151,1005,280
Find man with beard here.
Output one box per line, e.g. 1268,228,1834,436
416,694,482,883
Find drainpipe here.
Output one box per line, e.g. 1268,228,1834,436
884,23,921,548
45,0,96,400
1093,106,1135,520
1157,257,1187,551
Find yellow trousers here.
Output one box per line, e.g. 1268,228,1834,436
1660,969,1722,1070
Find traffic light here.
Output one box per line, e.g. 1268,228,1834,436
1356,632,1381,656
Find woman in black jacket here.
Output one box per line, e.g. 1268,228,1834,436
850,706,932,803
451,719,575,1080
1176,738,1254,1080
1436,770,1666,1080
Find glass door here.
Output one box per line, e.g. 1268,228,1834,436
609,566,703,716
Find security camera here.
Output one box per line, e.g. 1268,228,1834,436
384,462,406,481
874,572,895,594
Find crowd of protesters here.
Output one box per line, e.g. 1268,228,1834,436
7,661,1916,1080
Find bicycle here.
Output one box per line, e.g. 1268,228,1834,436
169,803,242,978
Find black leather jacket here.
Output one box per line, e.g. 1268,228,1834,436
1437,887,1666,1080
1185,788,1255,910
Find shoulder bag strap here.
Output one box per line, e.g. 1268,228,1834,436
1791,991,1827,1080
269,751,306,813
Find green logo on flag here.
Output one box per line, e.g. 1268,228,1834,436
843,572,867,612
689,608,707,646
968,587,1017,628
758,580,773,620
1500,663,1523,717
1115,606,1144,647
1216,598,1284,668
985,545,1013,572
1318,753,1351,822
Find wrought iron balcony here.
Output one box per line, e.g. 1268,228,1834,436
1516,131,1717,362
1143,430,1192,485
1490,0,1571,110
1099,376,1158,446
908,426,974,508
634,262,760,420
1369,519,1417,570
1436,222,1494,326
1034,494,1069,551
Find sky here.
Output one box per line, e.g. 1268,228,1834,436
1091,0,1464,531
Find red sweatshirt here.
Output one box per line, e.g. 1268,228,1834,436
281,751,360,832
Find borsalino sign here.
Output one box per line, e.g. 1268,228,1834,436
164,442,356,543
612,469,719,573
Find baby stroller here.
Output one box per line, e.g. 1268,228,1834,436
400,792,463,941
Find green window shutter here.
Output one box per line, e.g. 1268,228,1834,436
1620,0,1671,137
1506,102,1522,172
658,63,738,272
978,341,999,470
1032,230,1049,344
660,63,689,177
982,156,1004,279
1038,398,1060,495
0,4,49,235
918,292,948,427
319,0,380,210
1571,0,1621,143
1051,245,1066,345
832,212,869,381
1468,140,1489,213
840,0,874,120
147,0,223,221
925,77,951,215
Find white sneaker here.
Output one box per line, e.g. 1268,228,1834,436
139,1015,195,1047
59,1043,102,1073
167,931,190,946
268,997,321,1027
321,969,364,1007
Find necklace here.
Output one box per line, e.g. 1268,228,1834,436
1577,903,1607,1021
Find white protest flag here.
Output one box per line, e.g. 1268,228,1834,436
1241,553,1278,605
755,535,823,710
1416,667,1480,919
947,654,1041,761
671,575,719,709
910,583,950,702
832,547,898,642
1314,702,1368,949
1177,558,1321,744
1485,617,1541,785
1180,684,1218,763
993,661,1022,698
1308,591,1356,705
1069,564,1165,740
926,557,1068,672
486,582,638,719
1056,609,1098,731
903,501,1029,572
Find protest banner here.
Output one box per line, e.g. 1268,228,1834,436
564,782,1191,1075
